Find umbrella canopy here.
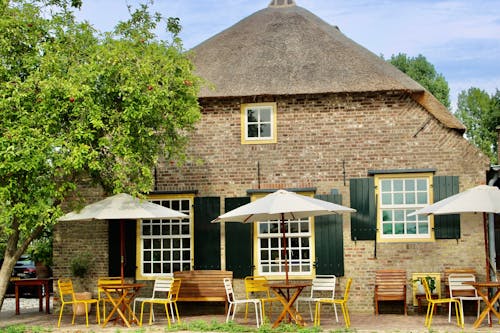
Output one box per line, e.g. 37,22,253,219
58,193,188,282
408,185,500,216
212,189,355,223
212,189,355,282
58,193,188,221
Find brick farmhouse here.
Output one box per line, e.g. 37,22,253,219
54,0,491,313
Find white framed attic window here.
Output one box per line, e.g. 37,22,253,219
241,103,277,144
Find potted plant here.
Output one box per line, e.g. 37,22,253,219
27,236,53,278
70,252,94,315
414,276,437,295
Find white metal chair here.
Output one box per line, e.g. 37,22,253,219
448,273,489,325
139,278,181,327
296,275,338,321
133,278,175,323
223,277,263,327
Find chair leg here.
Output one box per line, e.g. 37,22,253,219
342,303,350,328
57,303,65,327
139,301,146,326
96,302,100,324
313,301,320,326
454,302,461,327
425,303,432,327
333,303,339,322
84,303,89,327
164,303,172,328
254,302,260,327
226,303,233,323
308,300,314,321
173,302,181,323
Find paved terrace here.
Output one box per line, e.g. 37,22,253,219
0,296,498,332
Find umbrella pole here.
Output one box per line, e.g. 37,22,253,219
281,214,289,284
120,220,125,284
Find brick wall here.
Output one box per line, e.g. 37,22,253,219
157,91,489,313
54,91,490,313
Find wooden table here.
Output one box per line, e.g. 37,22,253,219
99,283,145,328
464,281,500,328
268,282,311,328
13,278,52,315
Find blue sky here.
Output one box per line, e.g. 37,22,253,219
74,0,500,111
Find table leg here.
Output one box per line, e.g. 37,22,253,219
102,291,131,328
38,285,43,312
271,287,306,328
473,289,500,328
44,281,50,314
15,284,20,315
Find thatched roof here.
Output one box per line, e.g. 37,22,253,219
190,2,465,132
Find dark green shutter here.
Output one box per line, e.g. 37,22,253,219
108,220,136,277
350,178,376,240
194,197,221,269
433,176,460,239
225,197,252,278
314,193,344,276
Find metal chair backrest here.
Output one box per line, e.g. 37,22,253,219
97,277,122,299
168,278,182,302
58,278,76,302
224,277,236,303
309,275,336,299
245,276,271,298
448,273,477,297
152,278,174,296
342,278,352,302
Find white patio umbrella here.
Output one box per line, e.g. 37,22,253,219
59,193,188,282
408,184,500,281
408,185,500,216
211,189,355,283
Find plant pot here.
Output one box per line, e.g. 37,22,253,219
73,292,92,316
35,263,50,278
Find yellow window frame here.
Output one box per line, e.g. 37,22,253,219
136,193,195,280
375,173,435,243
241,102,277,144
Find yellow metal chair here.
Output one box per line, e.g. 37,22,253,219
244,276,280,320
97,276,122,319
314,278,352,328
57,278,100,327
139,278,181,327
422,277,463,328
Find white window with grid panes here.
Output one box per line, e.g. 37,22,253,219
257,218,312,276
241,103,277,144
141,197,192,276
377,174,432,240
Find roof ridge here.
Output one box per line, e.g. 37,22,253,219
268,0,296,8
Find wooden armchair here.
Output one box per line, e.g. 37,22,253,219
374,269,407,315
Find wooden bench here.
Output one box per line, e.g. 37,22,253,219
173,270,233,313
374,269,407,315
443,268,476,297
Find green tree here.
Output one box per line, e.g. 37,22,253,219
388,53,451,109
0,0,201,309
456,88,500,164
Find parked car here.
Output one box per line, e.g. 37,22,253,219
12,255,36,278
3,255,37,296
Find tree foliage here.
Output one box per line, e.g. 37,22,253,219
388,53,451,109
0,0,201,308
456,88,500,164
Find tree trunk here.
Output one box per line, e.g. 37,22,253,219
0,255,18,311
